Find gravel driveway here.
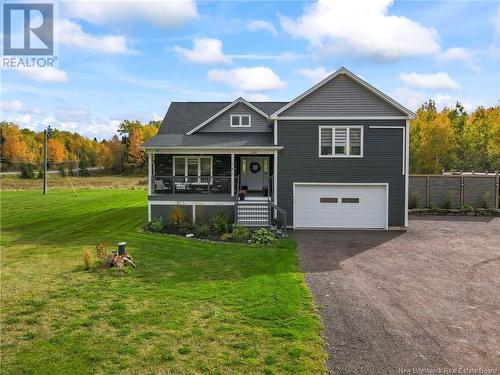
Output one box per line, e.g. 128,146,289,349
291,216,500,375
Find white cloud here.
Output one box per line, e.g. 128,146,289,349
207,66,285,91
56,19,132,54
437,47,479,72
18,67,69,83
399,72,460,90
1,100,24,112
391,87,473,111
63,0,197,28
173,37,231,64
280,0,440,59
297,66,333,83
247,20,277,35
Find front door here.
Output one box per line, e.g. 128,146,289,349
241,157,267,191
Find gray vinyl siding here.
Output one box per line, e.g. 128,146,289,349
280,75,406,117
277,119,406,227
198,102,271,132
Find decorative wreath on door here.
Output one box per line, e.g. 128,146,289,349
249,162,261,174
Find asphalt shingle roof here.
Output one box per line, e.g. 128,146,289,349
143,101,287,148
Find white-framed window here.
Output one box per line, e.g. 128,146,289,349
230,114,251,127
319,126,363,158
173,156,213,178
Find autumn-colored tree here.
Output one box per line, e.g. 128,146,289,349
0,122,34,163
126,128,145,169
409,101,454,173
48,138,65,163
463,106,500,171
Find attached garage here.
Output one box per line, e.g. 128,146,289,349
293,183,388,229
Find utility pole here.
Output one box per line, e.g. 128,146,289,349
43,126,51,194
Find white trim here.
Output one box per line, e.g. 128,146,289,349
149,201,235,206
272,116,409,120
318,125,364,158
192,205,196,223
230,153,235,197
144,147,283,154
273,119,277,146
270,67,415,119
147,153,152,195
186,97,269,135
292,182,389,230
173,155,213,178
405,120,410,228
148,201,151,221
369,125,405,175
273,150,278,206
230,114,251,128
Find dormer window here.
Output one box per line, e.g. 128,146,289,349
230,114,251,127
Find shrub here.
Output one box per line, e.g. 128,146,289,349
194,223,210,238
210,210,231,234
409,193,418,209
95,243,107,259
461,203,473,211
231,224,251,243
19,163,36,179
83,250,93,270
168,206,188,227
481,192,491,209
37,169,44,179
220,232,232,241
146,217,165,232
250,228,276,245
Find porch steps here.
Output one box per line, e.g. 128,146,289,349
235,200,270,227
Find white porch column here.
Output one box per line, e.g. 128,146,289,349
148,153,152,195
273,150,278,205
231,153,235,197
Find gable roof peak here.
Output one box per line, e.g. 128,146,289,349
185,96,271,135
270,66,415,119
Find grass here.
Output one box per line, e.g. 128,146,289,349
0,189,325,374
0,174,148,191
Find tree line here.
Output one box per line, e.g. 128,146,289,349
409,102,499,174
0,120,160,175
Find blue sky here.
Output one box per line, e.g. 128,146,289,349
1,0,499,139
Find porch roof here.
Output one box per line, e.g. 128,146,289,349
142,132,274,149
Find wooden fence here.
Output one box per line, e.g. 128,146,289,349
409,172,500,209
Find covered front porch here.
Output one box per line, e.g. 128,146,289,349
147,149,279,201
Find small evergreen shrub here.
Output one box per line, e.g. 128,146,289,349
168,206,188,227
210,210,231,234
146,217,165,232
194,223,210,238
231,224,251,243
250,228,276,245
83,250,93,270
19,163,36,179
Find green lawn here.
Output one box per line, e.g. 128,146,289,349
0,189,325,374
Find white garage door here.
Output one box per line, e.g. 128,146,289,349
294,184,388,229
